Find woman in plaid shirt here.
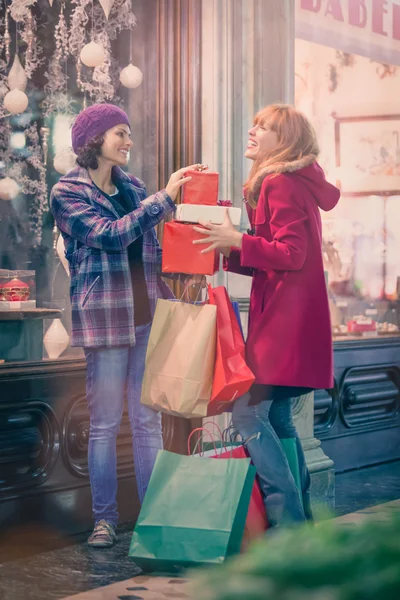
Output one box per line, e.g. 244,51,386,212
52,104,199,547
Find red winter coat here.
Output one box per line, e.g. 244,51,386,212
225,160,340,389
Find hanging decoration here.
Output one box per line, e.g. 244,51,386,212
0,0,139,250
24,124,49,247
40,126,50,165
24,9,35,71
69,0,137,102
3,88,29,113
53,148,77,175
0,176,20,200
7,53,27,91
10,3,43,80
80,41,105,67
3,7,11,65
43,1,74,117
99,0,115,20
119,63,143,89
43,319,70,359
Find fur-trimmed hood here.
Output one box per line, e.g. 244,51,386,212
258,155,340,212
258,153,317,177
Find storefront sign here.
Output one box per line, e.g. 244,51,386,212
296,0,400,65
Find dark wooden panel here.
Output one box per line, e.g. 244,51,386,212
0,358,191,536
319,340,400,472
341,366,400,428
314,384,338,435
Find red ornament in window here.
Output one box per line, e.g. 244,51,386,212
0,278,30,301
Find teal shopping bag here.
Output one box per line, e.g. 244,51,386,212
281,437,303,508
129,450,255,572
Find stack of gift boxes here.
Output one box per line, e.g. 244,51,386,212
162,168,241,275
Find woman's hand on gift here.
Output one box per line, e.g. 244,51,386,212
193,208,243,254
219,246,232,258
165,165,200,202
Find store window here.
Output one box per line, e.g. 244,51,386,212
0,1,136,364
295,1,400,341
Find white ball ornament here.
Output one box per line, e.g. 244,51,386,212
3,89,29,114
119,64,143,89
0,177,20,201
54,149,77,175
80,42,105,68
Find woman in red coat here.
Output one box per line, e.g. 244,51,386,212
194,104,340,528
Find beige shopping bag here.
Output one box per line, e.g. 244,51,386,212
141,299,217,418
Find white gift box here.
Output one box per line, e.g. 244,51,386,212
175,204,242,226
0,300,36,310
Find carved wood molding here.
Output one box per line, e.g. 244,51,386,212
156,0,202,297
156,0,202,193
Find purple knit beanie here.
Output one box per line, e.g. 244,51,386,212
71,103,130,153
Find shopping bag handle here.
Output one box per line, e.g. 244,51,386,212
188,426,220,456
188,423,237,459
222,422,243,443
201,420,224,439
179,279,208,303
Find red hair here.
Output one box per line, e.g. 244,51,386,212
244,104,319,208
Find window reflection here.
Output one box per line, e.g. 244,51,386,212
295,38,400,340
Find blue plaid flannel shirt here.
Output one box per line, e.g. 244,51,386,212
51,165,176,348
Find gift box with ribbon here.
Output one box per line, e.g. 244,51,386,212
182,168,219,205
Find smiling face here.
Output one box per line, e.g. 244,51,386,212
245,121,279,162
100,124,133,167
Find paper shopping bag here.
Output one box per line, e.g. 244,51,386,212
207,286,255,416
141,299,217,418
211,445,268,542
281,437,303,506
182,169,219,205
162,221,219,275
129,450,255,571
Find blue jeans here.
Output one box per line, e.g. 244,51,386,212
84,323,162,527
232,394,311,528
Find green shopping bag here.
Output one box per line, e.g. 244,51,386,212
281,437,303,506
129,450,255,572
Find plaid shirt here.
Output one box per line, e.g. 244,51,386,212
51,165,175,348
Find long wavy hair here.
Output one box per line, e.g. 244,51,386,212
244,104,319,208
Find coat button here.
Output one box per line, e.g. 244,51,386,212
150,205,160,215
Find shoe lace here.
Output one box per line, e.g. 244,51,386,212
94,520,114,536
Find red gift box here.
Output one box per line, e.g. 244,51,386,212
162,221,219,275
182,170,219,205
347,318,377,333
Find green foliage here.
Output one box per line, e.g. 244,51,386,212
190,516,400,600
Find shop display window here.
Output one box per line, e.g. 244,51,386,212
295,38,400,340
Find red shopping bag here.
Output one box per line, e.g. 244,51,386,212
162,221,219,275
214,445,268,543
207,285,255,415
182,169,219,205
